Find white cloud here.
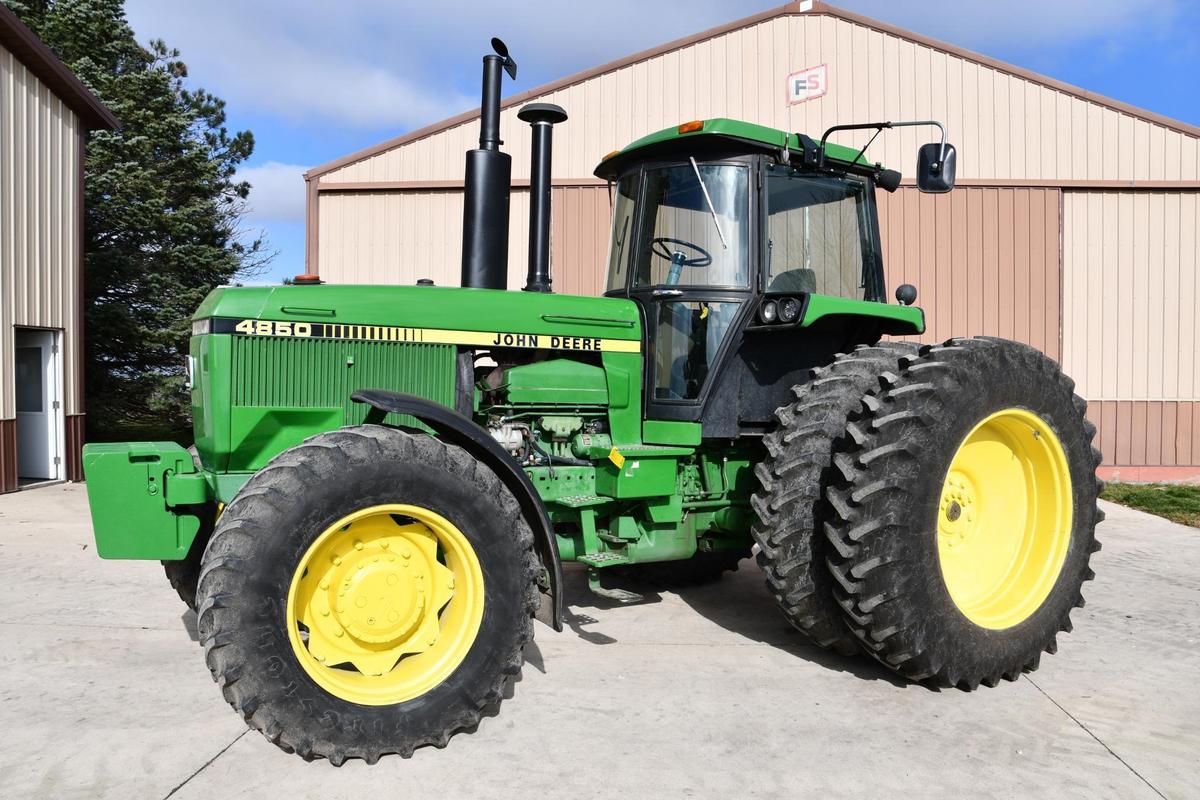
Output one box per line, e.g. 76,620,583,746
121,0,767,130
237,161,308,223
123,1,477,128
123,0,1184,132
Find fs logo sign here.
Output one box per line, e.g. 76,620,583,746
787,63,827,104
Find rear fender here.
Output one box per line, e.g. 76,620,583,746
351,389,564,631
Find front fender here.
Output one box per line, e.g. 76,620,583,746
351,389,564,631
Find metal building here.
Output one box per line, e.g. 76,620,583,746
0,6,118,492
305,1,1200,482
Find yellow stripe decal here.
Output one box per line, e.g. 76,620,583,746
215,317,641,353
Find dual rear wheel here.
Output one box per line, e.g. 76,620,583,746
753,337,1102,688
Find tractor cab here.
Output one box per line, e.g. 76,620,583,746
596,118,954,435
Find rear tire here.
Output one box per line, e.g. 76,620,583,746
825,338,1102,689
751,343,917,655
196,425,539,764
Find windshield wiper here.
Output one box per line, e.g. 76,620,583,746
689,157,728,250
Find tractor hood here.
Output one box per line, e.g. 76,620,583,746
194,285,643,354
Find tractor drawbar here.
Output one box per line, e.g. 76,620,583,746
461,38,517,290
519,103,567,293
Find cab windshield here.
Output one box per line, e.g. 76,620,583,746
631,163,749,289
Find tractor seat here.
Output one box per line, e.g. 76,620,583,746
767,268,817,294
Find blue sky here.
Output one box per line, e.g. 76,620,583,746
122,0,1200,284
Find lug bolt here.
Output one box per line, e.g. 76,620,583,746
355,540,364,551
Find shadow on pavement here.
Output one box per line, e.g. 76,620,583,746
561,558,912,688
559,563,662,646
182,609,199,642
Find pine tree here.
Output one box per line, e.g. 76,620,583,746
6,0,268,438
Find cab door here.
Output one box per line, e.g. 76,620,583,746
622,159,756,422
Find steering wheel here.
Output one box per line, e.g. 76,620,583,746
651,237,712,268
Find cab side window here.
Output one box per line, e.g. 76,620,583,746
765,165,876,299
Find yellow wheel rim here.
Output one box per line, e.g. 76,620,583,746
285,504,484,706
937,408,1072,630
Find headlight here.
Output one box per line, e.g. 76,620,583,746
779,297,802,323
758,300,778,324
191,318,212,336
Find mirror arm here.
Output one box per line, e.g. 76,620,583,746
818,119,949,172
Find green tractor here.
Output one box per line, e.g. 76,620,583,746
83,40,1101,764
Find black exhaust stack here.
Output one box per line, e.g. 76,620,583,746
518,103,567,293
461,38,517,290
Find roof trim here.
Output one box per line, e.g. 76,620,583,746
307,0,1198,180
0,4,119,130
313,176,1200,194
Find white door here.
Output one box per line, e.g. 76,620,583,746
14,329,63,481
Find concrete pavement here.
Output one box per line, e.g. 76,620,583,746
0,484,1196,799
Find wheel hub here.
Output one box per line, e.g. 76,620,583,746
331,546,428,646
938,471,978,548
286,505,484,703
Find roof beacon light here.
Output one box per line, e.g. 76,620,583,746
677,120,704,134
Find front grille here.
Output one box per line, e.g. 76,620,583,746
229,335,457,424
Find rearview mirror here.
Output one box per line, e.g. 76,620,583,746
917,142,956,193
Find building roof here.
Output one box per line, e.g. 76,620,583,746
0,3,119,130
307,1,1200,181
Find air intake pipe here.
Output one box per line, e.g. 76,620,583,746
518,103,567,293
461,39,517,290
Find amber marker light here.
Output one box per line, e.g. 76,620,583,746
602,149,621,161
677,120,704,133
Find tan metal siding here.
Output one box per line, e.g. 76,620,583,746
1062,191,1200,402
319,186,611,295
550,186,609,296
877,186,1062,360
1087,401,1200,468
0,42,83,418
318,189,532,291
319,13,1199,187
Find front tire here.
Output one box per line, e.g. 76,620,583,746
196,425,539,763
825,338,1102,689
162,446,212,611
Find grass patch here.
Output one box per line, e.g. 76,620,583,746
1100,483,1200,528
